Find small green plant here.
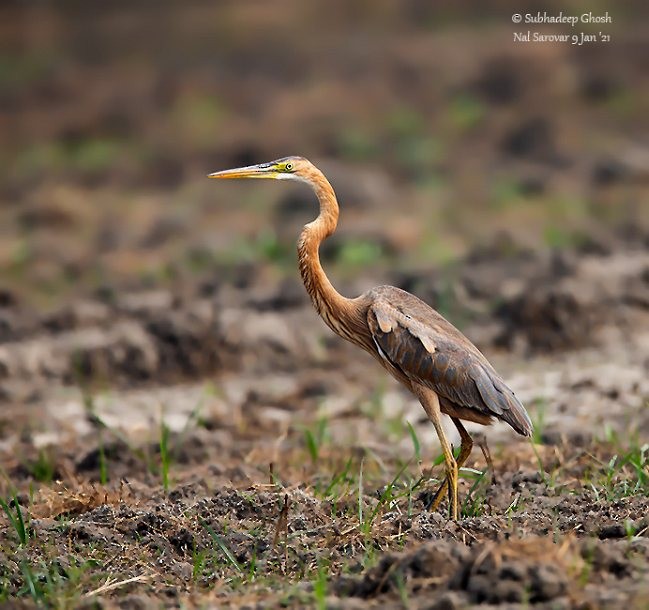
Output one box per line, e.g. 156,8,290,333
312,561,329,610
98,431,108,485
360,545,378,570
0,493,28,546
461,469,490,518
505,492,524,515
530,399,547,445
303,417,329,463
320,457,354,499
19,561,43,604
247,549,258,582
202,520,243,575
394,569,410,607
531,441,551,487
10,554,101,605
624,519,638,539
432,444,461,467
406,421,421,462
360,460,412,537
27,449,56,483
84,404,157,478
192,546,209,582
591,442,649,500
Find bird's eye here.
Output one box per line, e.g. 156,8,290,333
285,163,293,171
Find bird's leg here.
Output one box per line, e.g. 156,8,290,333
412,386,459,520
426,417,473,513
478,435,496,485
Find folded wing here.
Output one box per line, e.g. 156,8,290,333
367,292,532,437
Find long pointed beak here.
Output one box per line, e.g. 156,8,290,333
208,163,277,180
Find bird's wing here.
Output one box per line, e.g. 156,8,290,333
367,297,532,436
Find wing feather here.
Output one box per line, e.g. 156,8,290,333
367,290,532,436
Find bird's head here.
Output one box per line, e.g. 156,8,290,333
208,156,312,182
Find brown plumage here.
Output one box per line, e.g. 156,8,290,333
209,155,532,519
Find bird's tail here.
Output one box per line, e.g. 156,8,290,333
476,368,534,437
498,389,533,437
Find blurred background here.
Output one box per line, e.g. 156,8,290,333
2,0,647,310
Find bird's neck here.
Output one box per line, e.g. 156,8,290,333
297,169,354,332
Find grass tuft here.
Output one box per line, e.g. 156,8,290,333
303,417,329,463
0,493,29,546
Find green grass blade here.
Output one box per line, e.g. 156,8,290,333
323,458,353,498
202,520,243,574
304,429,319,463
0,494,27,545
461,469,489,517
406,421,421,462
99,431,108,485
20,561,43,603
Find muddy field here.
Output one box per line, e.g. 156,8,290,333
1,230,648,608
2,2,649,608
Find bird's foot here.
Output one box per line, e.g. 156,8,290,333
422,463,459,519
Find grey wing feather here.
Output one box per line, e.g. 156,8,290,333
367,291,532,437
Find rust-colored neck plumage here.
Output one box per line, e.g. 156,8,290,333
296,164,358,338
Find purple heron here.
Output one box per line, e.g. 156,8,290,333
209,156,532,519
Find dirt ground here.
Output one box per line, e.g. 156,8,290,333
0,231,647,608
1,2,649,609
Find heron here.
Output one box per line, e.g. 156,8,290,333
209,156,532,520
